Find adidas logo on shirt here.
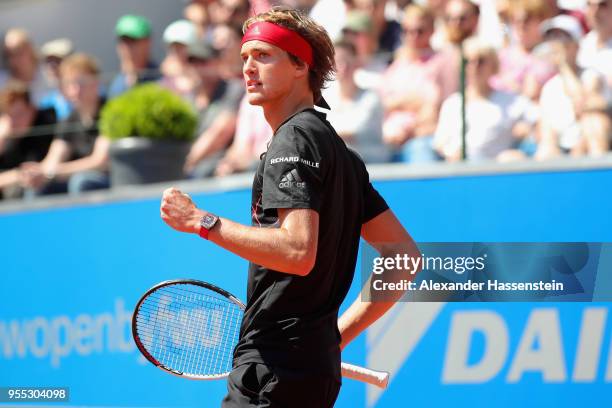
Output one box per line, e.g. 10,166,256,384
279,169,306,189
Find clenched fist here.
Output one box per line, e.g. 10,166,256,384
160,187,204,234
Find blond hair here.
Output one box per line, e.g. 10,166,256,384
60,53,100,77
243,6,336,103
3,28,38,63
402,4,435,28
508,0,550,21
463,36,499,72
4,28,32,49
0,80,31,112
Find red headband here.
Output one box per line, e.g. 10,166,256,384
241,21,313,66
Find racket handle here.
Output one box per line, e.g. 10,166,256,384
341,362,390,389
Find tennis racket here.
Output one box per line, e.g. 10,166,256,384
132,279,390,388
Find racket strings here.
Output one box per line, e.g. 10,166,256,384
135,284,243,377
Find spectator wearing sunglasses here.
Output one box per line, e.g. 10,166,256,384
433,37,535,161
379,4,443,163
435,0,480,102
493,0,556,101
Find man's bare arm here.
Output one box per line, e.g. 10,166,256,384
338,209,420,350
160,187,318,276
51,136,110,179
0,169,18,189
184,111,237,173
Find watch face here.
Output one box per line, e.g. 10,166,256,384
201,214,218,229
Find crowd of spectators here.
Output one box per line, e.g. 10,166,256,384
0,0,611,200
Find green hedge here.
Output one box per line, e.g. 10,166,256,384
100,83,198,142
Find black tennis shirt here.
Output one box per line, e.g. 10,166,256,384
233,108,388,378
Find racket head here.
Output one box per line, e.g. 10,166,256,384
132,279,245,380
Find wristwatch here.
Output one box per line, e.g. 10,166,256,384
198,213,219,240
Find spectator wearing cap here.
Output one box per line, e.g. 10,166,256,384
578,0,612,88
379,4,443,163
20,53,111,196
543,0,590,33
537,15,612,158
352,0,403,56
433,37,536,161
342,11,389,90
39,38,74,120
183,39,244,178
108,14,160,99
2,28,52,107
159,19,199,97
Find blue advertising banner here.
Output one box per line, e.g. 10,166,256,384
1,167,611,407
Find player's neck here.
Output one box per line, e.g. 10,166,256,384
263,90,314,132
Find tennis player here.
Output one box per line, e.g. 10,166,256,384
161,7,418,407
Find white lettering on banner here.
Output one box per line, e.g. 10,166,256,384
367,305,612,406
50,317,73,362
1,317,27,357
438,307,612,385
573,308,607,382
507,309,567,382
0,299,133,368
366,303,445,408
442,311,509,383
74,314,95,355
29,317,49,358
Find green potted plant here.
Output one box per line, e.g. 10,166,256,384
100,83,197,187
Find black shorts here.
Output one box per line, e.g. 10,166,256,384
221,363,341,408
